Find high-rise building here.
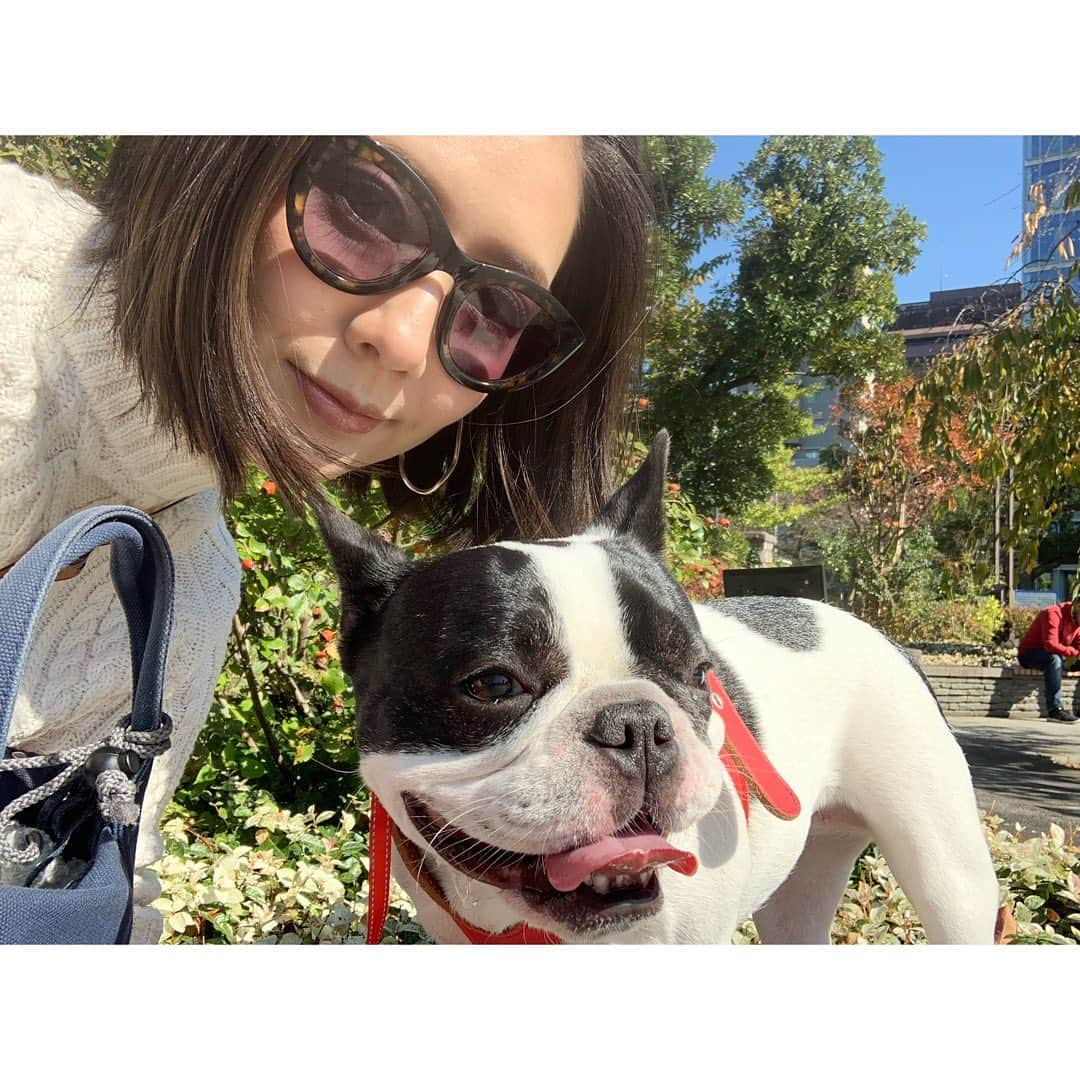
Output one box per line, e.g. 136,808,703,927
1022,135,1080,291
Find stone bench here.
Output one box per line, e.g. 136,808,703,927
919,663,1080,719
1014,666,1080,678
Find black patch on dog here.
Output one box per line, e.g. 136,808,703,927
601,538,716,740
351,546,570,754
707,596,822,652
594,432,670,556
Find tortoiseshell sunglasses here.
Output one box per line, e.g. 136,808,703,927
286,136,586,393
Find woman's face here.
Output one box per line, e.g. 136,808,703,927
252,136,584,479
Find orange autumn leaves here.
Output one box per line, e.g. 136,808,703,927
834,375,983,611
840,375,983,521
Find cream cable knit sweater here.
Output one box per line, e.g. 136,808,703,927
0,162,241,943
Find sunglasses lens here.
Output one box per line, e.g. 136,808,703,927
448,284,564,385
304,143,430,282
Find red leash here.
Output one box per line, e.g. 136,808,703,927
364,795,394,945
363,673,800,944
707,670,801,821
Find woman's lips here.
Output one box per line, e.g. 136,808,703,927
295,368,385,435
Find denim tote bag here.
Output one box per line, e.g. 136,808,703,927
0,506,175,944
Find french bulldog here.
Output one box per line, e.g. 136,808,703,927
316,432,999,944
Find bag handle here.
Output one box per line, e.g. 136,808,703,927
0,505,175,757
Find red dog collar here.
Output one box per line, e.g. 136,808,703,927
364,670,800,944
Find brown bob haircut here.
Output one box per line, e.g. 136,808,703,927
90,137,654,547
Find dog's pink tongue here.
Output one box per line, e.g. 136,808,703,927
545,831,698,893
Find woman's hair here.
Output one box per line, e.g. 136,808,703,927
90,136,655,545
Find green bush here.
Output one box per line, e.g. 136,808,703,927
153,784,428,944
649,440,749,601
986,817,1080,944
156,799,1076,945
188,475,360,811
820,524,1006,645
886,595,1004,646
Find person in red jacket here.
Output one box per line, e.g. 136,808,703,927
1017,599,1080,722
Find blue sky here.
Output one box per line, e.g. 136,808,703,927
699,136,1023,305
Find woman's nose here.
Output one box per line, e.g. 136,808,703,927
342,274,448,377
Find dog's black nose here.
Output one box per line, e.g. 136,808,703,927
585,701,679,780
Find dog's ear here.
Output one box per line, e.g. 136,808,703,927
311,498,412,650
592,429,670,555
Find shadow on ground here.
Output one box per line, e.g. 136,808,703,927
950,723,1080,834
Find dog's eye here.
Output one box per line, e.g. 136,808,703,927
461,670,524,703
692,662,711,689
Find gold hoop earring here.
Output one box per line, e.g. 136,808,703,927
398,419,465,496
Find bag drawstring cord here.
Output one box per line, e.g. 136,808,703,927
0,715,173,864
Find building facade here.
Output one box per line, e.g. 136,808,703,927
891,283,1021,376
1022,135,1080,292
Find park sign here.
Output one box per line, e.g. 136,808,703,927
1013,590,1058,609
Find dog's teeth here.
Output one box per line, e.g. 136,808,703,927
590,873,611,895
585,869,657,895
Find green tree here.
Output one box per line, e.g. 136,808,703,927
920,175,1080,565
643,136,743,363
739,437,841,567
643,136,924,516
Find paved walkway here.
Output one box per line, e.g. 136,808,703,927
947,713,1080,836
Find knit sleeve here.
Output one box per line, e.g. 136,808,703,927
0,162,221,571
0,163,97,565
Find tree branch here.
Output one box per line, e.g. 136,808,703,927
231,613,293,792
